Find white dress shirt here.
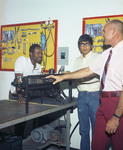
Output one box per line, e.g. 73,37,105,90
90,40,123,91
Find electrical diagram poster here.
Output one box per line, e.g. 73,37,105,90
0,20,58,72
82,14,123,53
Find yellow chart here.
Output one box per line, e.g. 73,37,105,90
0,20,58,73
82,14,123,53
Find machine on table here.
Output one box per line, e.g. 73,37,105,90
11,74,73,114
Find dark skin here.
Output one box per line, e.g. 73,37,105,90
16,47,43,103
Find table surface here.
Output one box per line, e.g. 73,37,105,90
0,99,77,129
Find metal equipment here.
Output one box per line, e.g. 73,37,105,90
31,125,53,144
11,74,73,114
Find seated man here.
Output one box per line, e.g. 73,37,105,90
9,44,43,138
9,44,43,103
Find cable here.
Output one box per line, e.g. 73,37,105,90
70,121,79,139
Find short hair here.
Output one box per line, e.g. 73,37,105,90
29,44,41,53
109,19,123,34
78,34,93,47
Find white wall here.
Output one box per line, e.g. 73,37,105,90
0,0,123,148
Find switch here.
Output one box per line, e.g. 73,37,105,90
57,47,69,65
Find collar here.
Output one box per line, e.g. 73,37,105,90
28,57,39,70
81,51,93,58
111,40,123,54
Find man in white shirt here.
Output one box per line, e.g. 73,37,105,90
9,44,43,138
10,44,43,103
47,20,123,150
73,34,100,150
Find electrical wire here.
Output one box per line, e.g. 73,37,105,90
70,121,79,139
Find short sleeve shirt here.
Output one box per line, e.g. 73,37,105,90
11,56,42,94
73,51,100,92
14,56,42,76
89,40,123,91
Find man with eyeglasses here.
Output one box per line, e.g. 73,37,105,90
72,34,100,150
60,34,100,150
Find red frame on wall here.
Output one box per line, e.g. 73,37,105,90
82,14,123,53
82,14,123,34
0,20,58,73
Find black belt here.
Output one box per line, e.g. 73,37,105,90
100,91,121,98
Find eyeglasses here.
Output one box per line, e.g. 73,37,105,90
80,42,91,47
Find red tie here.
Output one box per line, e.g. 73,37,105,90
101,50,112,91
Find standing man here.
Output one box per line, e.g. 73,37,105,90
47,19,123,150
73,34,100,150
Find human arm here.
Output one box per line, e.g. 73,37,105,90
15,73,26,104
13,57,27,103
46,67,94,85
62,71,71,74
105,91,123,134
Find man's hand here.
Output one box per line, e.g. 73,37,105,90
46,75,64,85
17,97,26,104
105,116,119,134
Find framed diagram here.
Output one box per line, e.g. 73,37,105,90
82,14,123,53
0,20,58,72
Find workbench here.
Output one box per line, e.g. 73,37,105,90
0,99,77,150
